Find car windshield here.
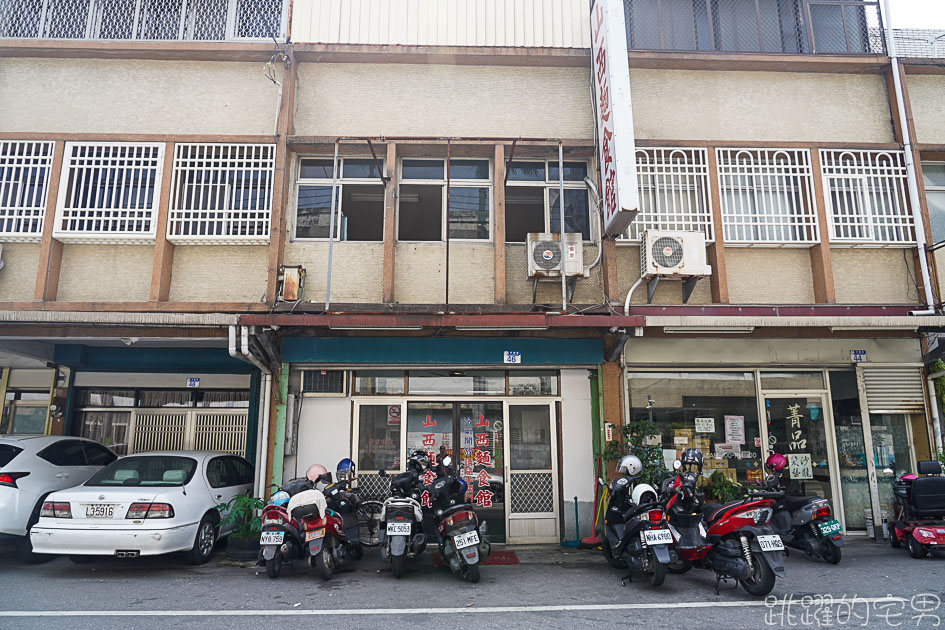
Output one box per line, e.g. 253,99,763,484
85,456,198,487
0,444,22,467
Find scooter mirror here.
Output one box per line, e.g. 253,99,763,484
673,460,682,471
883,468,894,476
597,477,605,487
378,469,388,478
442,456,452,469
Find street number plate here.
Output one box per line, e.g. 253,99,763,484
387,522,411,535
304,529,325,542
643,529,673,545
818,520,842,536
757,534,785,551
454,530,480,549
85,504,114,518
260,531,284,545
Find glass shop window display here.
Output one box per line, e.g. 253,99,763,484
627,372,764,487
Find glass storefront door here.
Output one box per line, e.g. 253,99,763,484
829,371,869,531
505,403,559,543
764,395,835,508
870,413,915,532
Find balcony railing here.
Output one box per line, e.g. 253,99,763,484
0,0,287,41
624,0,885,55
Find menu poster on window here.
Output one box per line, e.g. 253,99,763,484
694,417,715,433
715,443,737,458
724,415,745,445
787,453,813,480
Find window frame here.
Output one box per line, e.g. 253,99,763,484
292,156,386,243
300,369,349,397
922,161,945,246
0,141,55,242
503,159,593,243
396,158,494,243
1,389,50,435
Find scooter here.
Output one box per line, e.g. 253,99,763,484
287,477,362,581
889,460,945,558
258,477,316,578
663,451,786,597
761,455,844,564
428,456,491,583
378,453,429,578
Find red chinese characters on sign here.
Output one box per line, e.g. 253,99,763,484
475,433,490,447
592,1,617,225
475,415,489,428
476,469,491,487
421,433,436,447
421,470,436,486
420,490,431,508
474,489,494,508
421,415,436,428
474,449,492,467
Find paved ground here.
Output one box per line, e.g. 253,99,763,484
1,539,944,629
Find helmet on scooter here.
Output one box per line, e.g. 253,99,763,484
680,448,703,474
305,464,330,484
631,483,658,506
336,458,356,482
269,490,290,507
765,453,788,472
457,477,468,496
617,455,643,478
407,449,432,473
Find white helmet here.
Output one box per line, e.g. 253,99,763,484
631,483,658,506
617,455,643,478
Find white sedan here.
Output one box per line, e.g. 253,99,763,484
30,451,254,564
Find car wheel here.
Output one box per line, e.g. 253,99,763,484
186,515,217,565
17,534,53,564
464,562,481,583
908,536,926,559
821,541,842,565
314,547,335,581
265,553,282,579
889,526,902,549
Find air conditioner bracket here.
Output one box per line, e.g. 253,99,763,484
531,276,579,304
645,276,701,304
646,276,659,304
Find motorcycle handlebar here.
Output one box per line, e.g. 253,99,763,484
747,490,784,499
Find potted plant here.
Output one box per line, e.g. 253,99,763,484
702,471,742,503
218,493,266,561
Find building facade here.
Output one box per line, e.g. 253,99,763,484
1,0,944,544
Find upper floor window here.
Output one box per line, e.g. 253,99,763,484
923,162,945,245
398,159,491,242
717,148,818,244
626,148,712,241
505,160,590,242
0,141,54,242
0,0,287,41
820,150,913,245
53,142,163,243
167,143,275,245
294,157,384,242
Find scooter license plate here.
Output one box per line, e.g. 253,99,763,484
757,534,785,551
454,530,480,549
304,528,325,542
260,531,284,545
643,529,673,546
387,522,411,535
818,519,842,536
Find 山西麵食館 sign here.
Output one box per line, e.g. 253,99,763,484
591,0,639,236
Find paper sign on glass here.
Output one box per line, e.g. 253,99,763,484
787,453,814,480
724,415,745,445
694,418,715,433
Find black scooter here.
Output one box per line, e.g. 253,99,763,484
762,470,844,564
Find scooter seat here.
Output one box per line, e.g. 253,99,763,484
785,496,816,513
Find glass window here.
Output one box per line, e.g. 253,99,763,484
924,163,945,245
85,455,198,487
509,371,558,396
75,389,136,407
507,161,546,182
549,188,590,240
229,457,255,485
448,187,490,239
207,457,229,488
302,370,346,394
398,183,442,241
407,371,505,396
505,187,545,242
343,159,383,179
450,160,490,180
924,163,945,188
402,160,444,180
137,390,194,408
509,405,553,469
299,159,335,179
548,161,588,182
459,402,505,531
82,443,117,466
0,444,22,467
339,184,385,241
760,371,825,391
80,411,131,456
829,370,868,531
406,402,453,463
765,396,834,508
628,372,762,486
295,185,339,239
18,392,50,401
37,440,87,467
196,391,250,408
354,371,405,395
357,404,401,471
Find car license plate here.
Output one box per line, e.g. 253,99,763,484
643,529,673,545
454,530,480,549
260,531,284,545
304,529,325,542
85,504,114,518
818,519,842,536
757,534,785,551
387,522,412,536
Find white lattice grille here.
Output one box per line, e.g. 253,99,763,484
192,411,248,455
628,148,713,241
54,142,162,243
0,141,54,242
356,473,391,501
0,0,285,40
820,149,914,244
509,472,554,514
129,412,188,453
168,143,274,245
717,148,818,244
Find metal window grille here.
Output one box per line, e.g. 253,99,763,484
0,0,285,40
302,370,347,395
192,411,248,455
628,148,713,241
717,148,818,245
0,141,54,242
167,143,274,245
820,149,914,244
54,142,163,244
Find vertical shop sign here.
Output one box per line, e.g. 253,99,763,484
591,0,639,235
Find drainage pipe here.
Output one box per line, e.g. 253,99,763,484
882,0,936,316
928,370,944,452
229,325,273,499
324,141,341,311
623,276,644,316
558,143,567,314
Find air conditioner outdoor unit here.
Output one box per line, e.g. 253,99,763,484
526,232,585,279
639,230,711,304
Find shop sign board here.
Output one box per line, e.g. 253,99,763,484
590,0,639,236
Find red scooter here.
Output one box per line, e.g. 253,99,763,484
663,450,786,597
889,460,945,558
288,480,363,580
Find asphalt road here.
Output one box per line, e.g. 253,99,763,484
1,539,944,630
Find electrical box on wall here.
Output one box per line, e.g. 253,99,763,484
278,265,305,302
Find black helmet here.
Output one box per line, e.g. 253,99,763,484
407,449,432,473
680,448,703,473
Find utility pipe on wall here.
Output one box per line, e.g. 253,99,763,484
229,325,273,499
558,143,567,314
324,141,341,311
881,0,936,316
928,370,944,452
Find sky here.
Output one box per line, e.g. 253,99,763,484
889,0,945,29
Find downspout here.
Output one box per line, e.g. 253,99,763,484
882,0,936,316
583,176,604,271
558,142,567,313
623,276,644,316
324,141,340,311
928,370,944,452
229,325,272,498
